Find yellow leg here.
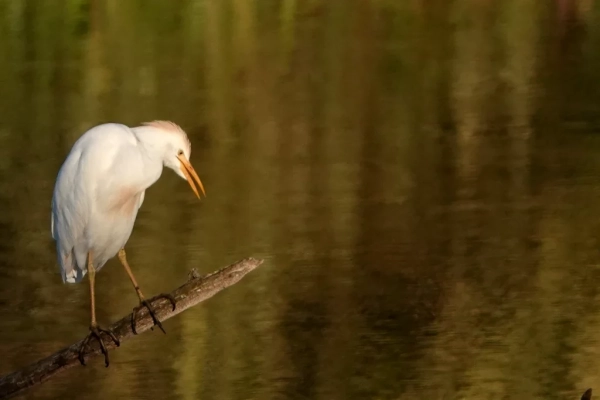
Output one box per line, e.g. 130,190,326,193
118,248,176,335
79,251,120,367
118,248,145,302
88,253,97,327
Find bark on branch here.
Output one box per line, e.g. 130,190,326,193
0,257,264,400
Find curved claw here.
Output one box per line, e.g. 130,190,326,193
131,293,177,335
78,325,120,367
157,293,177,312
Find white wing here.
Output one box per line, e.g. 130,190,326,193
52,123,140,283
50,206,55,239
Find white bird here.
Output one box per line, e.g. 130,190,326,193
51,120,205,366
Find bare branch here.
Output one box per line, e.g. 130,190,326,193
0,257,264,400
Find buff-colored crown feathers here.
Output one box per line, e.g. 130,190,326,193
141,120,191,148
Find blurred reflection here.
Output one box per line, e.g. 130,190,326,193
0,0,599,399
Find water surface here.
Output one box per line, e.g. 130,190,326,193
1,1,600,399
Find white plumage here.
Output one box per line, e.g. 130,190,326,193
52,121,203,282
50,120,205,366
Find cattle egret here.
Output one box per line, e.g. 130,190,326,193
51,121,205,366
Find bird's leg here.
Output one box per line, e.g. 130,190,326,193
118,248,176,335
78,252,120,367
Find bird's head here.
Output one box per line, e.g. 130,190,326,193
140,121,206,199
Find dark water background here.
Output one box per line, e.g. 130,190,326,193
1,1,600,399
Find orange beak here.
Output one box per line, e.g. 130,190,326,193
177,154,206,199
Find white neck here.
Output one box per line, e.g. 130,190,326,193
131,126,168,190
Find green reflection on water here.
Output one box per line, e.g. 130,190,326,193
1,1,600,399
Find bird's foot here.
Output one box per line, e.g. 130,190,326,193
131,293,176,335
78,324,120,367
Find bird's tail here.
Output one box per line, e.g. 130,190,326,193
59,247,87,283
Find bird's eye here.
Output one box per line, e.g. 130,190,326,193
177,150,184,156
